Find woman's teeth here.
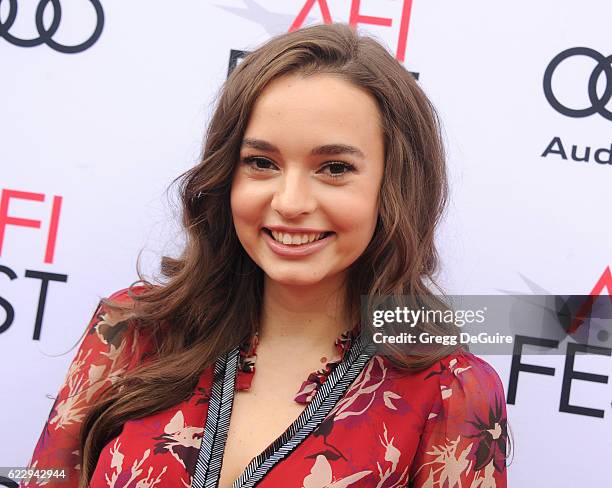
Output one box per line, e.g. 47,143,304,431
270,230,327,245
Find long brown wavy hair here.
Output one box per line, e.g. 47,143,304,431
79,22,467,485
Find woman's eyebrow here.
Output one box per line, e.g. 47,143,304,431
241,138,365,159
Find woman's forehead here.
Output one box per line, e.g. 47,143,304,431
244,73,383,155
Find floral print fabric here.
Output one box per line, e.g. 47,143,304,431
24,288,508,487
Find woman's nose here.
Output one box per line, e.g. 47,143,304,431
270,169,317,218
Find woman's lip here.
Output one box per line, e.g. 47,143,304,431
262,229,334,257
264,226,331,233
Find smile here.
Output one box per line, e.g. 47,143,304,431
267,229,332,245
262,228,335,257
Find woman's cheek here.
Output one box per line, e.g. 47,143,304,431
231,180,263,223
326,193,378,232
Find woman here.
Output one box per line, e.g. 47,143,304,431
25,22,509,488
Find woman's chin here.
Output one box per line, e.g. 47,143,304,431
263,270,326,287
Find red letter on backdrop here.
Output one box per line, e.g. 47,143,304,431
568,266,612,334
349,0,413,62
396,0,414,62
0,189,62,264
45,195,62,264
0,189,44,257
289,0,333,31
348,0,392,29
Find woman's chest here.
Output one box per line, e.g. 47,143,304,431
90,355,431,488
217,388,308,488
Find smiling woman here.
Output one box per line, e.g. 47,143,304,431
24,22,510,488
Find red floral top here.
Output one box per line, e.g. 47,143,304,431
24,288,509,488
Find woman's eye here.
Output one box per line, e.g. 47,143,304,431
241,156,356,179
241,156,276,171
320,162,356,179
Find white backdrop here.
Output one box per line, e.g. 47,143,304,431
1,1,611,486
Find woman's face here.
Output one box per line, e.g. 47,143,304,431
230,73,385,287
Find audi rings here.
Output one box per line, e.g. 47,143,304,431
0,0,104,54
544,47,612,121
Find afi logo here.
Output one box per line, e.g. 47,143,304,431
290,0,415,62
226,1,419,79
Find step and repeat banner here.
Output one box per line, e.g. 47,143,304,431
1,1,610,486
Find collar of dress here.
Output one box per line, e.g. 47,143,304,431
236,323,362,404
191,325,375,488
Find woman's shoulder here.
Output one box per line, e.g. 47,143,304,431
432,349,505,386
434,349,506,398
24,285,160,480
377,350,510,484
381,348,504,385
85,284,159,370
378,349,507,414
412,350,507,438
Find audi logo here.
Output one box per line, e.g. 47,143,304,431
543,47,612,121
0,0,104,54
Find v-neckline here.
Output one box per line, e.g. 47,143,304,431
191,331,376,488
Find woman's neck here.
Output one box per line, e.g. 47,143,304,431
258,274,351,355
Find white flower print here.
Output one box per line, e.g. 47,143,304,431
302,454,372,488
413,436,473,488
